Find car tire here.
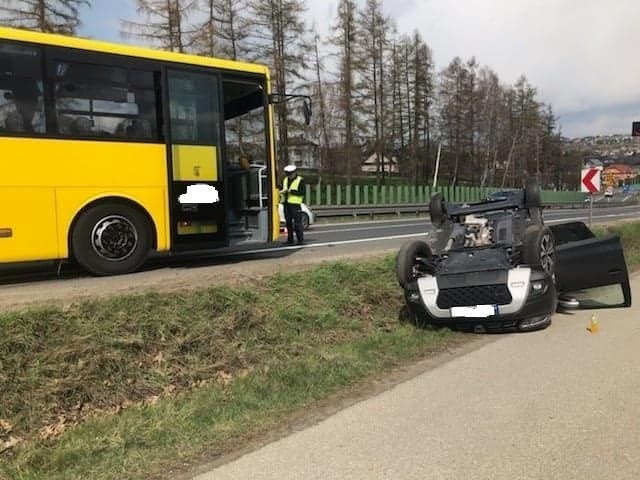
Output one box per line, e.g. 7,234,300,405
522,225,555,277
396,240,432,288
71,202,152,276
429,192,446,227
301,212,310,230
524,177,541,208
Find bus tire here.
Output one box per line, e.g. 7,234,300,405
71,202,152,276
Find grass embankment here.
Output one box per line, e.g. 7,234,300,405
0,257,464,480
1,221,639,480
594,221,640,268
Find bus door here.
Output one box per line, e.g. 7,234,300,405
221,75,272,246
165,68,227,250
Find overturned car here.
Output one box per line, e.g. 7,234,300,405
396,180,632,332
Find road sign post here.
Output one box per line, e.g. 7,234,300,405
581,167,602,229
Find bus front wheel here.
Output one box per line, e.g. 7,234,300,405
71,203,152,276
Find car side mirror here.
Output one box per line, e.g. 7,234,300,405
3,91,12,100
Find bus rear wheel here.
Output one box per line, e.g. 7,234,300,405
71,203,152,276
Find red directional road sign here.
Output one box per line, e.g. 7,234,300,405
581,167,601,193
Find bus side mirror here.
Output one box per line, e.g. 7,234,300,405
269,93,312,125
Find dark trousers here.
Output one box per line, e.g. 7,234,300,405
284,203,303,243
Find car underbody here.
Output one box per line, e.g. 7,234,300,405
396,179,631,333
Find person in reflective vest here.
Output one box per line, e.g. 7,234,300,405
281,164,305,245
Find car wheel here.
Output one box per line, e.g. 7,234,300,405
396,240,432,288
522,225,555,277
71,202,152,276
524,177,541,208
429,192,446,227
301,212,310,230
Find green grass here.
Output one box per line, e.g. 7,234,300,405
2,220,639,480
0,257,463,480
593,221,640,269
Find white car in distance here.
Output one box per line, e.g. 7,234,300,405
278,203,314,230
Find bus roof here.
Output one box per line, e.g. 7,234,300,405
0,26,270,77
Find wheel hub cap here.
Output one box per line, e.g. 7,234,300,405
91,215,138,261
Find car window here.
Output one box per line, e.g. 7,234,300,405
564,284,626,308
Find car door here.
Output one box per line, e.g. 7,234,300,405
549,222,631,309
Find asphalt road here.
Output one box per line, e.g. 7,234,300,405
306,204,640,243
0,205,638,310
193,274,640,480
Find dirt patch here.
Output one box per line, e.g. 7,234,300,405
0,244,400,312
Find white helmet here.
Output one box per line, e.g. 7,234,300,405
284,164,297,173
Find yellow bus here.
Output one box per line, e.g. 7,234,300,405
0,26,309,276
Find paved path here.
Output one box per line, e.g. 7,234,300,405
194,277,640,480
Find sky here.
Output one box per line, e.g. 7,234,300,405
78,0,640,139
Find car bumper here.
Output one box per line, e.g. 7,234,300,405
404,267,557,332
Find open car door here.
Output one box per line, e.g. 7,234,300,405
550,222,631,309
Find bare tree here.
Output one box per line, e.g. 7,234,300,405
356,0,391,186
191,0,251,60
0,0,90,34
500,75,540,187
388,31,434,185
409,31,433,185
310,27,331,185
418,39,435,185
329,0,360,183
438,57,472,186
121,0,197,53
249,0,308,170
539,104,560,188
388,33,404,176
475,67,501,187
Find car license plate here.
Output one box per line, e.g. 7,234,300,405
451,305,498,318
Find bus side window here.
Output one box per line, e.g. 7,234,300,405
0,42,46,134
53,61,159,141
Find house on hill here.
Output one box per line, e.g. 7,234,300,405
287,136,319,170
583,158,603,168
603,163,636,184
361,153,399,174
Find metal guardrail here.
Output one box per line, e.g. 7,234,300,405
312,200,638,220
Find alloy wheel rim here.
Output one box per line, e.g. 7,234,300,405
540,233,555,275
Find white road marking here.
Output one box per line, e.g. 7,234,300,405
224,233,428,256
313,222,427,235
